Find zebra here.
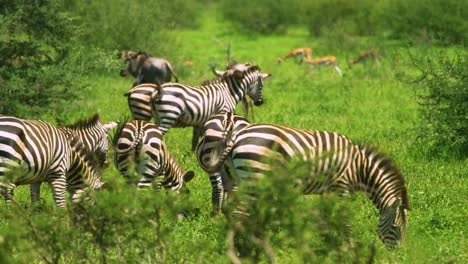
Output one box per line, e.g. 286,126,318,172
29,114,118,204
113,120,194,191
196,112,410,248
0,115,109,207
151,63,271,150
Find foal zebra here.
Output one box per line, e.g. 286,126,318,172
0,115,108,207
29,114,117,204
113,120,194,191
196,112,409,248
151,64,270,147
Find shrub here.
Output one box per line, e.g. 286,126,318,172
301,0,379,38
0,0,83,120
66,0,202,51
223,160,376,262
220,0,301,35
400,48,467,155
377,0,467,45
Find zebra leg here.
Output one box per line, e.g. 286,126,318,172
30,183,41,204
210,171,225,216
48,176,67,207
3,183,16,204
191,127,202,152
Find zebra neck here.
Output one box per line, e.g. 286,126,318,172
161,151,183,190
66,133,100,189
354,150,408,214
225,77,245,104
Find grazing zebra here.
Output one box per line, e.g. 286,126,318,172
196,112,410,248
113,120,194,191
0,115,108,207
29,114,117,204
124,83,158,121
151,64,271,151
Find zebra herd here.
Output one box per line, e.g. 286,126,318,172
0,50,408,249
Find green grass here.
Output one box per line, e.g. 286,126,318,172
1,8,467,264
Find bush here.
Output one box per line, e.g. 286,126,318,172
223,160,376,262
301,0,379,37
66,0,202,51
0,0,84,120
377,0,467,45
400,48,467,155
220,0,301,35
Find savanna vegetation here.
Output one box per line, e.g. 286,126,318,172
0,0,466,263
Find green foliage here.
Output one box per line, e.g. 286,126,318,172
0,0,83,119
220,0,301,34
66,0,203,51
377,0,467,45
223,161,377,263
399,48,467,155
301,0,379,37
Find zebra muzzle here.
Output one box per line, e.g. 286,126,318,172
254,98,264,106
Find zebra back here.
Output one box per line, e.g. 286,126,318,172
113,120,194,191
151,64,270,135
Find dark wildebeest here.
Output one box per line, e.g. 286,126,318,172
118,50,179,87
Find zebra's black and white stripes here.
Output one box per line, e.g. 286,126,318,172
150,64,270,136
196,112,409,248
0,115,108,207
124,83,158,121
113,120,194,191
29,114,117,203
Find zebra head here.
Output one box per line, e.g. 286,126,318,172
196,112,251,173
378,197,409,249
224,64,271,106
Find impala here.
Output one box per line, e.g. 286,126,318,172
303,56,343,77
347,48,380,68
278,47,313,64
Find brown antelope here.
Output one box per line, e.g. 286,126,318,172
347,48,380,68
303,56,343,77
278,47,313,64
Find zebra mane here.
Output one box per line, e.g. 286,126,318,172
359,144,410,210
62,129,100,171
65,114,102,130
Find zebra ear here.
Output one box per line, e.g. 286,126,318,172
104,121,118,132
214,69,225,77
184,171,195,182
259,73,271,79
